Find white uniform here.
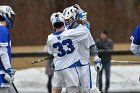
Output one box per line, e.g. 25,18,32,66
78,25,95,65
47,24,89,88
76,25,95,92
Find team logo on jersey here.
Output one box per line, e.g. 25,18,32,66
57,36,61,40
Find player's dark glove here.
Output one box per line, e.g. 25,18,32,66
94,56,102,71
4,68,16,84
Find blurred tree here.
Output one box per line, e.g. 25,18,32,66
0,0,140,45
47,0,77,13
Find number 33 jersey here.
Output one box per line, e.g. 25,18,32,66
47,24,89,70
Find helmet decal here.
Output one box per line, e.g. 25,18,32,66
50,12,65,29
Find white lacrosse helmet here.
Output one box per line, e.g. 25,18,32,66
0,5,16,29
63,6,78,27
50,12,65,29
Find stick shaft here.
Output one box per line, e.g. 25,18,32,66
32,56,53,64
96,69,100,88
12,83,19,93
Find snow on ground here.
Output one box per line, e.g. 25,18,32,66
14,65,140,93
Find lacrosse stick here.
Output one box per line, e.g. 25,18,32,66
31,56,53,64
94,68,101,93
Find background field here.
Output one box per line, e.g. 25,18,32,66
15,66,140,93
11,43,140,70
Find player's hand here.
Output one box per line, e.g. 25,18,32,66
94,56,102,71
4,68,16,84
78,11,87,21
73,4,87,21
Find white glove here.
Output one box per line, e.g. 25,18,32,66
78,11,87,21
73,4,87,21
4,68,16,84
94,56,102,71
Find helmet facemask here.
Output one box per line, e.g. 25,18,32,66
65,16,74,25
65,15,78,29
5,14,15,29
63,6,78,29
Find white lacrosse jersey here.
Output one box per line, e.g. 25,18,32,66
77,25,95,65
47,24,89,70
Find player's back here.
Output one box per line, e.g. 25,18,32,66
47,24,89,70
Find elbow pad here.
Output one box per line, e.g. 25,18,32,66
130,43,140,57
90,45,98,56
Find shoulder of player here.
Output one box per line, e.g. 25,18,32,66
80,24,90,28
68,24,90,33
77,24,88,30
47,33,54,41
0,25,8,31
134,24,140,32
0,26,9,34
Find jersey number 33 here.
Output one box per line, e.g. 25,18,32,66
53,39,75,57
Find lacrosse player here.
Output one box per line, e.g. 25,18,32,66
0,5,17,93
63,5,102,92
47,12,90,93
130,24,140,57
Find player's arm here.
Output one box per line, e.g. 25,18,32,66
130,24,140,57
0,30,15,84
73,4,90,29
130,43,140,57
80,23,102,71
47,36,54,56
0,47,15,84
90,45,102,71
0,30,12,70
0,46,12,69
67,28,89,44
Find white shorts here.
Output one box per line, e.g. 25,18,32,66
52,65,92,91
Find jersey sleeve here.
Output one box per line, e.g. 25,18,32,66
0,28,8,46
83,32,95,48
131,24,140,45
0,47,11,70
66,26,89,43
47,35,53,55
